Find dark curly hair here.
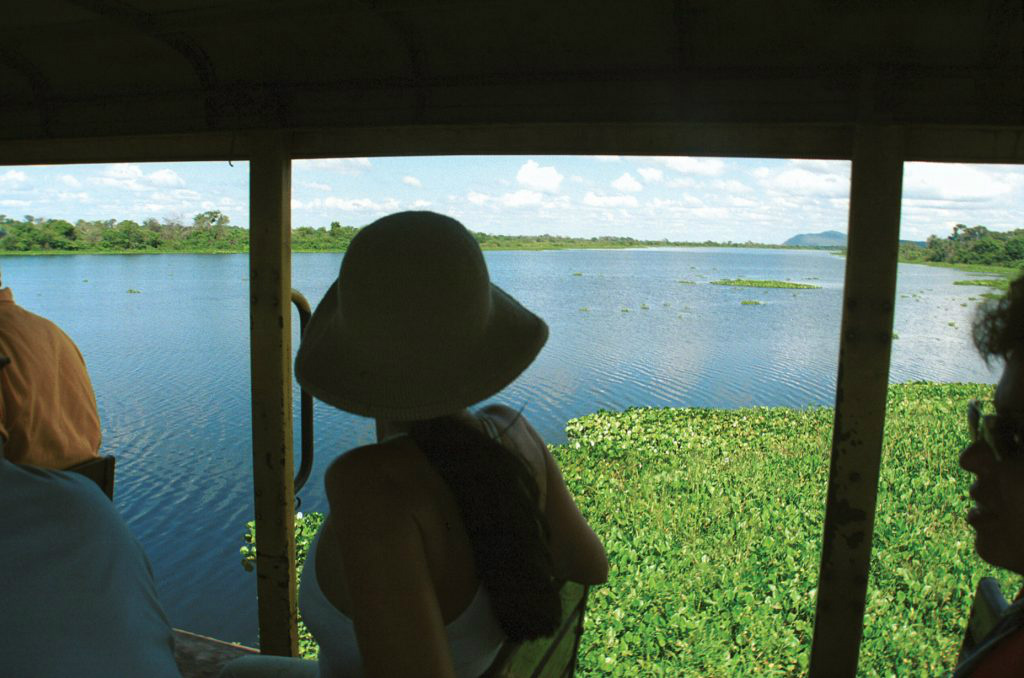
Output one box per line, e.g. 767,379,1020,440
973,273,1024,363
409,415,561,641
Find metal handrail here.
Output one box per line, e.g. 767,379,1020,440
290,289,314,496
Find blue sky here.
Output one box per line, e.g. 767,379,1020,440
0,156,1020,243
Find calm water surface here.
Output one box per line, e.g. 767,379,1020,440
0,248,997,644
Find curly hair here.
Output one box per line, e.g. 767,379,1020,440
409,415,561,641
973,273,1024,363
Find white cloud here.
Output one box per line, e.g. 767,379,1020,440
501,190,544,207
757,167,848,196
583,192,638,207
57,192,90,202
402,175,422,187
91,164,187,192
323,196,399,211
60,174,82,188
0,199,30,207
611,173,643,193
148,169,185,187
467,191,490,205
304,182,332,192
592,155,621,162
0,170,27,187
516,160,563,193
714,179,752,194
659,157,725,176
904,163,1017,201
293,158,371,173
412,199,432,208
637,168,663,183
665,177,696,189
690,207,730,219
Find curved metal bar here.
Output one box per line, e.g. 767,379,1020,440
291,289,314,496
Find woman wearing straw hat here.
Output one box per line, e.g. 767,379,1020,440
222,211,607,678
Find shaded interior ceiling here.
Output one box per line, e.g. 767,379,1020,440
0,0,1021,146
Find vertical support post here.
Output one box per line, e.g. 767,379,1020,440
248,134,298,656
809,125,904,677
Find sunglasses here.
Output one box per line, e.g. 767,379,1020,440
968,399,1024,462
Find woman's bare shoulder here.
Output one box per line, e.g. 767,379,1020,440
323,442,420,517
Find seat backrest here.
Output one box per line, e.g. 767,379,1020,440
958,576,1010,663
482,581,590,678
66,455,116,500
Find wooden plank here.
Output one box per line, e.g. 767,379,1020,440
0,122,1020,167
809,125,904,677
172,629,258,678
248,134,298,656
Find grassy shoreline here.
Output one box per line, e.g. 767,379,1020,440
249,382,1019,675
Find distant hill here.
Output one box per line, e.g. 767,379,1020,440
783,230,847,247
784,230,927,248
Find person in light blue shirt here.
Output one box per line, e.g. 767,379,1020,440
0,354,181,678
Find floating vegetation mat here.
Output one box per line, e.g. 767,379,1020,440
250,383,1011,674
953,279,1008,290
711,279,821,289
552,383,1011,676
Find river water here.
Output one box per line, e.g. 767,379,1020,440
0,248,998,644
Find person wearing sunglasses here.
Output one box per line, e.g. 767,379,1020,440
953,274,1024,677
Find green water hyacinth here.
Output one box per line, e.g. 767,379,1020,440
711,279,821,289
246,384,1019,674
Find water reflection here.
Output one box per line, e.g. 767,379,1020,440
0,248,998,644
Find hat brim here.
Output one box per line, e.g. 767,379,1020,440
294,281,548,421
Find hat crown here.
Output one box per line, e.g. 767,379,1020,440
338,212,492,355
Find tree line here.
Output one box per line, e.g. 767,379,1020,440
0,212,362,253
899,224,1024,267
0,212,795,253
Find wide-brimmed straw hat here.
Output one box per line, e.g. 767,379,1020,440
294,211,548,421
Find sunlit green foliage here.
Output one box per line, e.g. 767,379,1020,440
244,384,1021,674
711,279,821,289
900,224,1024,268
953,279,1009,290
242,511,326,658
551,383,1019,676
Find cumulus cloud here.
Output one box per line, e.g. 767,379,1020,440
659,157,725,176
92,164,186,192
583,192,638,207
637,168,663,183
592,155,621,162
467,191,490,205
714,179,752,194
501,190,544,207
0,170,27,186
0,199,30,207
755,167,848,197
293,158,372,173
612,173,643,193
292,196,399,211
304,182,332,191
402,176,422,187
904,163,1017,201
412,199,432,208
57,192,90,202
60,174,82,188
516,160,563,193
147,169,185,187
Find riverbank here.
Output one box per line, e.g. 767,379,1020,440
262,383,1014,675
0,241,831,256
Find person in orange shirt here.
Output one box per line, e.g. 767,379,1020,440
953,274,1024,677
0,274,101,468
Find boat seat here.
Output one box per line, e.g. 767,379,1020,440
481,580,590,678
173,629,259,678
958,576,1010,664
66,454,116,500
